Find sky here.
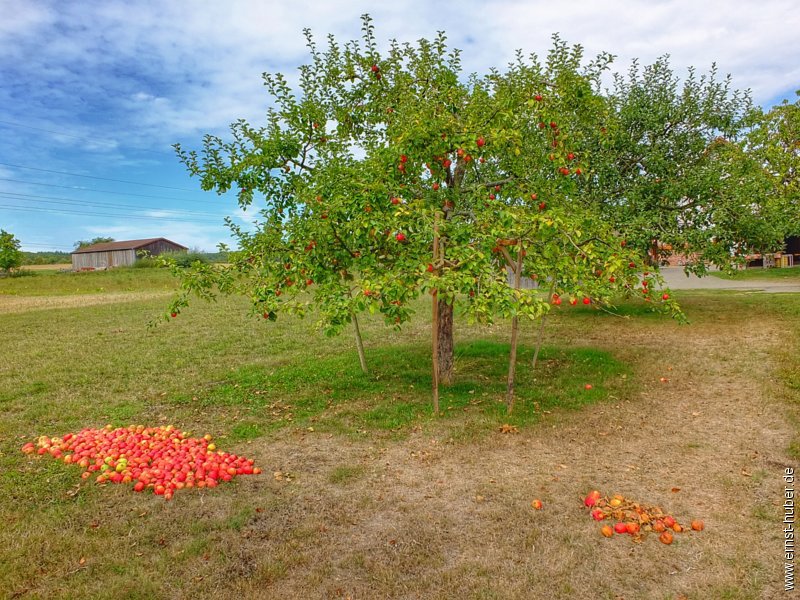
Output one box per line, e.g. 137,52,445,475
1,0,798,252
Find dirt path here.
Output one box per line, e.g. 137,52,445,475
198,313,794,599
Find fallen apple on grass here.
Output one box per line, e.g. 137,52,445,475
21,425,261,500
585,490,703,544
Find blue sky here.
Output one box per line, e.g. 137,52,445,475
1,0,798,252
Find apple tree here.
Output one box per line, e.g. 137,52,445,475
170,18,677,412
433,39,680,411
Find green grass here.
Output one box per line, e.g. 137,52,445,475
710,265,800,281
171,339,629,439
2,268,800,598
0,266,178,295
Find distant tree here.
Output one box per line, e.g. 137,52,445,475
0,229,23,274
21,251,71,265
580,58,772,273
747,92,800,241
74,237,114,250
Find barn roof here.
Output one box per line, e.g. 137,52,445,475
72,238,188,254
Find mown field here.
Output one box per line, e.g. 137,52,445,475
1,268,798,599
711,265,800,280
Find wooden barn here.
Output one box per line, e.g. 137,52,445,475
71,238,187,270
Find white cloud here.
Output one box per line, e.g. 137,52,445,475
1,0,799,252
3,0,798,157
83,221,232,252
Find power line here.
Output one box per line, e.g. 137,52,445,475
0,204,227,225
0,162,199,192
0,191,226,219
0,177,224,205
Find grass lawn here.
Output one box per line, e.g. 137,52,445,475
710,265,800,281
1,268,798,598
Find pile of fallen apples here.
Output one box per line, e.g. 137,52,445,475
21,424,260,500
584,490,704,544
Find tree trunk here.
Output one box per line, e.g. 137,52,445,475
437,299,454,385
433,159,465,388
650,239,660,267
505,249,524,414
351,311,368,374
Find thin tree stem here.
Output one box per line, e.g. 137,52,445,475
531,280,556,372
506,248,525,415
351,311,368,374
431,212,441,415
